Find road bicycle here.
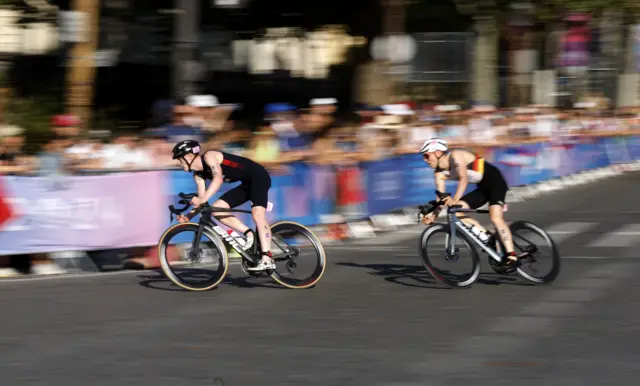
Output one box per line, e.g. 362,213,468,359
417,191,560,288
156,192,327,291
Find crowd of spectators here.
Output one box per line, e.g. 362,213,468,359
2,95,640,177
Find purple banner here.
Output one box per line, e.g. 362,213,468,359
0,172,169,255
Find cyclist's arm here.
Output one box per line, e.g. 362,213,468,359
434,171,447,201
194,174,206,198
199,152,225,203
183,174,208,217
450,151,468,203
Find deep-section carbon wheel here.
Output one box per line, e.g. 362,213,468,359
157,223,229,291
419,224,481,288
267,221,326,289
510,221,561,285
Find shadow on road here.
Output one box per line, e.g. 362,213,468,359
336,262,535,288
137,269,284,292
336,262,447,289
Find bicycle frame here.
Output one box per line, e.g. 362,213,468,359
189,208,294,265
168,193,294,265
445,207,504,264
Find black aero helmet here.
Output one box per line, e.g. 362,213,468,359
171,139,201,160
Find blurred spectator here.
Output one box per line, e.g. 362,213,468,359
159,100,204,144
37,132,69,180
99,133,153,170
185,94,240,134
244,120,282,165
0,124,34,175
355,104,384,125
305,99,336,134
357,115,404,161
310,126,344,166
52,114,81,138
215,118,253,156
140,132,175,169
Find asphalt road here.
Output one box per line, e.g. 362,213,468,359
2,171,640,386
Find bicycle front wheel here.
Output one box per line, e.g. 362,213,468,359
267,221,327,289
157,223,229,291
419,224,481,288
510,221,561,285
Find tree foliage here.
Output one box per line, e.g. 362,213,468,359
533,0,640,22
449,0,640,22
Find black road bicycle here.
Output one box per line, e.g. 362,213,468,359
417,191,560,288
157,193,327,291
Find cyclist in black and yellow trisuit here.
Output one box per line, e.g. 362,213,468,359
419,138,521,266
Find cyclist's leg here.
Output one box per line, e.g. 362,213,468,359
250,173,272,255
485,173,518,262
246,171,274,271
215,185,251,235
489,204,514,256
457,189,489,232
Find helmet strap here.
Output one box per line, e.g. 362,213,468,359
182,154,199,172
434,150,448,168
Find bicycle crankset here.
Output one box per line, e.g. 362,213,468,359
241,258,265,277
285,259,297,275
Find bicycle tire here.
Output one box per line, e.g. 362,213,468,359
268,221,327,289
157,223,229,291
510,221,561,285
419,224,481,288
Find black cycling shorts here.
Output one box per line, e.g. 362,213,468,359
460,162,508,209
218,168,272,209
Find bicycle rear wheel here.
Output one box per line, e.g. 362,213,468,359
267,221,326,289
510,221,561,285
157,223,229,291
419,224,481,288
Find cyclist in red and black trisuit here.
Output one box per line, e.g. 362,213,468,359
171,139,275,271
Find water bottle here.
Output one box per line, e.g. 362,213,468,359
227,230,247,247
470,225,490,243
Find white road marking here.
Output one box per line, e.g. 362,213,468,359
546,221,598,244
586,224,640,248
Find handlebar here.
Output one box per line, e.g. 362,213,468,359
167,192,253,223
168,192,210,223
417,190,463,220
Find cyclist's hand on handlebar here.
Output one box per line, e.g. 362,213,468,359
441,196,457,207
421,213,436,225
190,196,204,207
177,214,188,223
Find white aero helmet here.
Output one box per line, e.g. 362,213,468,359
419,138,448,154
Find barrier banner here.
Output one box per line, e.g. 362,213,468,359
279,163,329,225
308,164,337,223
0,178,15,231
602,136,634,165
335,164,367,221
0,172,169,255
494,144,543,186
493,139,613,185
363,157,406,215
402,154,436,207
362,154,470,214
